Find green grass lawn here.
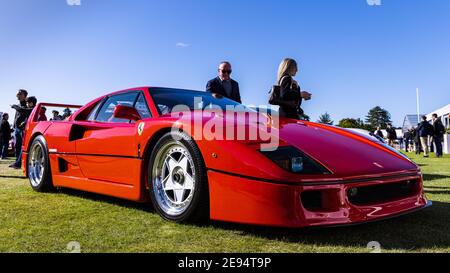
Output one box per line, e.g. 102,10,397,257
0,153,449,253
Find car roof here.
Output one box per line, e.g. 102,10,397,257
104,86,209,97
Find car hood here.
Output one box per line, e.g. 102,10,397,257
164,111,418,178
277,121,418,177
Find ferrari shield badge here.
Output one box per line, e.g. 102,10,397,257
138,122,145,136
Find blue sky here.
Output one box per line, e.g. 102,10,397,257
0,0,449,126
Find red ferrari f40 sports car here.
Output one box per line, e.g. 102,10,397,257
22,87,431,227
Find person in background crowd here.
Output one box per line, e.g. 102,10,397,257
413,126,422,154
269,58,312,119
410,128,417,152
18,96,37,122
432,113,445,158
38,106,47,121
404,128,412,152
375,127,384,139
398,135,404,150
206,61,242,103
62,108,72,120
9,96,37,168
51,110,62,121
386,124,397,147
26,96,37,109
417,116,434,158
430,131,435,154
0,113,12,160
9,89,28,169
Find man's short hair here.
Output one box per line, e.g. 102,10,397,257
2,113,8,118
432,113,438,118
422,116,427,121
27,96,37,105
219,61,231,67
18,89,28,97
52,110,59,114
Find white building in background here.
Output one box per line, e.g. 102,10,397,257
426,104,450,129
426,103,450,155
402,115,423,132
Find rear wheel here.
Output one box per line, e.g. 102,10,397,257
149,132,209,223
28,136,54,192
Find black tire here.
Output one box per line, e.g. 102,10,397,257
148,131,209,223
27,135,54,192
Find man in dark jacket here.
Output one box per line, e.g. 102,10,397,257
0,113,12,159
417,116,434,158
432,114,446,158
386,124,397,147
412,127,422,154
9,89,28,168
10,97,37,169
206,61,242,104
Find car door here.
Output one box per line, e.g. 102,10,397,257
73,91,147,185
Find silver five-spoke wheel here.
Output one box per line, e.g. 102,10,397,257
152,143,196,217
28,141,46,187
27,136,53,192
149,132,209,223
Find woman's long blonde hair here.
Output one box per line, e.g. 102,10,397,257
277,58,298,84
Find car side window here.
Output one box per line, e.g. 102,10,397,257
95,92,139,123
86,100,104,121
134,93,152,119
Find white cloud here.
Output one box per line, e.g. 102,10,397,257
176,42,190,48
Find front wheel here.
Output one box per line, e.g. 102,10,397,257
149,132,209,223
28,135,54,192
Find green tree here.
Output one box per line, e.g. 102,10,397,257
365,106,392,131
338,118,367,129
317,112,334,125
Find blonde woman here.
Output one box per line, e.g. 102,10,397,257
269,58,312,119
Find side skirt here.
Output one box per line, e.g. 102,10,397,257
53,175,145,202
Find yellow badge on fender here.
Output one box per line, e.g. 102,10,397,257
138,122,145,136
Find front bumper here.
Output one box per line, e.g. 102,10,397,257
207,170,430,228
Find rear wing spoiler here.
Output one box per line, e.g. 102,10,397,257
30,102,83,123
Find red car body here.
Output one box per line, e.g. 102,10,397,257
22,87,431,228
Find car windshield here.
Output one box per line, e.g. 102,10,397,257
149,88,254,115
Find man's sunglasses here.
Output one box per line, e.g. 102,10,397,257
220,69,232,74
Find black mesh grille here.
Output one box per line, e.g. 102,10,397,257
348,180,420,206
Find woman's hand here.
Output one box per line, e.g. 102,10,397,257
301,91,312,101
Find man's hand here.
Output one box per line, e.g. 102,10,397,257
212,93,223,99
301,91,312,101
11,104,20,110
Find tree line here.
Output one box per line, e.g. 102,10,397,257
315,106,393,132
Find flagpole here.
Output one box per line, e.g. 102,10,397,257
416,88,420,122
